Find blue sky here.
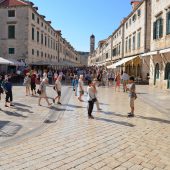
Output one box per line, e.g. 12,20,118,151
31,0,132,52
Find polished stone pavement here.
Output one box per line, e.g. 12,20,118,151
0,85,170,170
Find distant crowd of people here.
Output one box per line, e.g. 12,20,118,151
0,66,137,118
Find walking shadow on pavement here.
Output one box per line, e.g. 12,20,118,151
137,116,170,124
96,117,135,127
13,106,34,114
63,104,86,109
14,102,32,108
1,110,27,118
100,111,128,118
0,121,22,137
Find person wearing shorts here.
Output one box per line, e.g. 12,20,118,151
127,76,137,117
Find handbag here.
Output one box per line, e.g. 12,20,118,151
92,98,97,103
53,86,56,90
37,89,41,95
0,87,4,94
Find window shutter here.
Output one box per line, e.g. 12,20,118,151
153,22,156,39
159,18,163,38
167,12,170,35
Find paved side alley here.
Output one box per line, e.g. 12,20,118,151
0,87,170,170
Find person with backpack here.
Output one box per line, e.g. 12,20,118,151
2,76,14,107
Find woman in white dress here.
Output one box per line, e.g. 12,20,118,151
38,78,52,107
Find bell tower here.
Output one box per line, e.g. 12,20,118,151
90,34,95,54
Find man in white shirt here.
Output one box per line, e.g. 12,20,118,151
121,71,129,92
87,80,96,119
53,75,62,105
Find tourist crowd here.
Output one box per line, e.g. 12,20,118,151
0,66,137,118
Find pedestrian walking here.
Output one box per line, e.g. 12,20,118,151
3,76,14,107
78,75,84,102
87,80,96,119
126,76,137,117
31,72,36,96
53,75,62,105
23,73,31,96
121,71,129,92
115,72,121,92
38,78,52,107
0,76,4,107
47,70,53,84
74,75,79,96
93,79,102,111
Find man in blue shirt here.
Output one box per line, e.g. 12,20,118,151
2,76,14,107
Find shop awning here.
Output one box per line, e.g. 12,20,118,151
107,56,138,69
0,57,13,65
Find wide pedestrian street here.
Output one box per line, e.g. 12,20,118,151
0,85,170,170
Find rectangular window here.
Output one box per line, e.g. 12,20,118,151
32,13,35,20
48,37,50,48
166,12,170,35
137,9,141,17
32,27,35,40
153,18,163,39
137,32,141,48
8,10,15,17
32,49,34,55
37,31,39,42
45,36,47,46
8,48,15,54
37,18,39,24
125,39,128,53
106,53,108,59
132,14,136,22
37,50,39,56
129,37,131,52
8,25,15,39
133,35,136,50
41,33,43,44
119,44,121,55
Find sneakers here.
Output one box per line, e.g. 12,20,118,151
97,108,102,111
57,102,62,105
128,113,134,117
88,116,94,119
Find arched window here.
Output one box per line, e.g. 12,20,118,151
155,63,160,79
165,63,170,80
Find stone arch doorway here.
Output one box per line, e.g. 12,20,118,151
165,62,170,89
154,63,159,85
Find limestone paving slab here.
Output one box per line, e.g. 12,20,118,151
0,86,170,170
0,85,71,145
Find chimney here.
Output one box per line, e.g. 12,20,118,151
131,0,141,10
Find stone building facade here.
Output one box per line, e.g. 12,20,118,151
144,0,170,89
0,0,80,67
89,0,170,90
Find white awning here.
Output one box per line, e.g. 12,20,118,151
0,57,13,65
8,59,25,66
159,48,170,54
107,56,138,69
